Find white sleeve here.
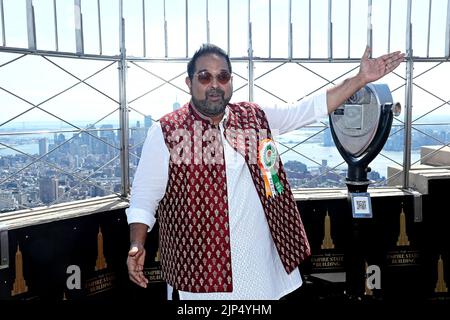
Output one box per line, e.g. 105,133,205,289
262,91,329,136
125,122,169,231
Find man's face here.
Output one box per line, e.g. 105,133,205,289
186,53,233,118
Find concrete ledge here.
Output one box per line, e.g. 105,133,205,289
387,164,450,194
0,195,129,231
421,145,450,166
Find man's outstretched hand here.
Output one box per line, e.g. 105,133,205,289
127,245,149,288
359,46,405,83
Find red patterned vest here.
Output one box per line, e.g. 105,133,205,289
157,102,310,293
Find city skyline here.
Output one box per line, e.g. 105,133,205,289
2,114,449,212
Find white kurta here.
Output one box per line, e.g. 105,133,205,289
126,92,328,300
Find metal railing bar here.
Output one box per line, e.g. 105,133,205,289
36,60,117,107
74,0,84,55
377,152,403,168
295,65,359,102
0,53,25,69
427,0,432,58
308,0,311,59
347,0,351,58
295,62,338,85
26,0,37,50
328,0,333,59
412,61,444,79
446,0,450,57
227,0,230,54
306,161,348,186
412,141,450,167
373,168,404,186
411,124,449,146
142,0,146,57
252,84,287,103
98,0,102,55
35,106,121,149
206,0,210,44
127,65,188,103
281,126,329,151
127,105,159,122
289,0,292,59
367,0,373,52
268,0,271,58
53,0,58,51
278,140,346,180
253,62,287,81
0,0,5,46
43,56,119,104
163,0,168,57
186,0,189,57
388,0,392,53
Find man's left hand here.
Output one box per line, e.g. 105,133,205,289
359,46,405,83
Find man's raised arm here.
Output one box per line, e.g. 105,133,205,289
326,47,405,114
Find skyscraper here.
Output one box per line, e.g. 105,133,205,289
39,176,58,205
38,138,47,156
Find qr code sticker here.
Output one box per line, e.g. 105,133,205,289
356,200,367,211
352,194,372,217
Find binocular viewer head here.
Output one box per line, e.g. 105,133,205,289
329,83,400,185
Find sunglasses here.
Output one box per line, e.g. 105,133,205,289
194,70,232,85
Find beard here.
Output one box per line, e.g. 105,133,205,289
191,88,231,118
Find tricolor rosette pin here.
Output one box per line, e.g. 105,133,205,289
258,138,284,197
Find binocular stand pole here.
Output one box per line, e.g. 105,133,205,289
345,166,372,300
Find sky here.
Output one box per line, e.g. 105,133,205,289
0,0,449,127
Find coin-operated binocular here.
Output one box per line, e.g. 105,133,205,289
330,83,401,191
329,83,401,298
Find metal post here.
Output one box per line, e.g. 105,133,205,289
268,0,271,58
367,0,372,54
426,0,432,57
0,0,5,46
247,0,254,102
328,0,333,59
347,0,351,58
74,0,84,55
53,0,59,51
118,0,130,196
142,0,146,57
403,0,413,189
206,0,210,44
288,0,292,59
185,0,189,57
388,0,392,53
163,0,168,58
308,0,311,59
446,0,450,57
227,0,230,55
26,0,36,50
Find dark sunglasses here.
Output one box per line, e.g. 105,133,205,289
195,70,232,85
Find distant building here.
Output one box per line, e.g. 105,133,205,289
39,176,58,204
38,138,47,156
323,128,334,147
143,115,153,136
144,116,153,129
0,190,19,211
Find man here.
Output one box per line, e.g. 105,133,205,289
126,44,404,300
